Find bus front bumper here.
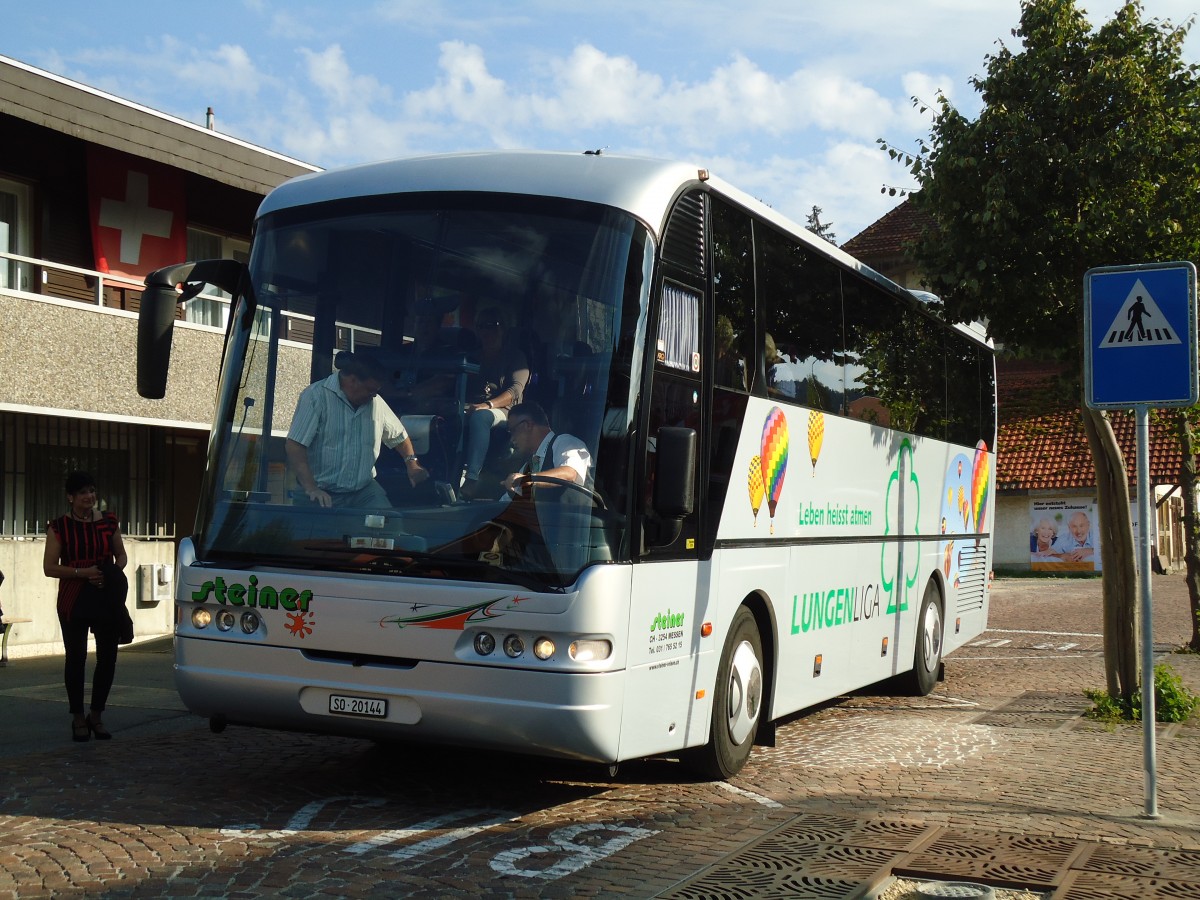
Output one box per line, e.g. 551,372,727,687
174,636,628,764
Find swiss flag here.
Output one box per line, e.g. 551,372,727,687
87,146,187,283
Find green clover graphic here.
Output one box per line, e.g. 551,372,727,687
881,438,920,614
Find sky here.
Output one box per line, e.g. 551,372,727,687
3,0,1199,240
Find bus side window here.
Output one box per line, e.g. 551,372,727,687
842,273,946,438
754,223,843,410
710,198,754,393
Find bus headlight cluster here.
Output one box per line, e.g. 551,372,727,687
190,606,261,635
470,632,611,663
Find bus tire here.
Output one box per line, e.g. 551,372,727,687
692,606,763,780
902,581,943,697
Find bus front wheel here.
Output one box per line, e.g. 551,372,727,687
902,581,943,697
692,606,763,780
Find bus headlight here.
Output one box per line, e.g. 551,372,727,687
216,609,236,632
503,634,525,658
474,632,496,656
241,612,261,634
569,639,612,662
191,608,212,629
533,637,556,660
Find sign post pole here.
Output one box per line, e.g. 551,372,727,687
1084,260,1197,820
1135,405,1157,818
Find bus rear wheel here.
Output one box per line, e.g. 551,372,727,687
691,606,763,780
902,581,943,697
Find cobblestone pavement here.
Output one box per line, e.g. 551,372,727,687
0,575,1198,898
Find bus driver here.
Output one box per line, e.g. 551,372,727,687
500,402,591,497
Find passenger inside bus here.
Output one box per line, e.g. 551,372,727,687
459,308,530,499
285,351,430,508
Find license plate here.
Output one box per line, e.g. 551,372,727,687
328,694,388,718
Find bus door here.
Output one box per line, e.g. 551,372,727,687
618,192,713,762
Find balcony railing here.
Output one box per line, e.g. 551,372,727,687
0,248,144,307
1,249,381,348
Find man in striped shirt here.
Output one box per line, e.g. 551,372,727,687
286,352,429,508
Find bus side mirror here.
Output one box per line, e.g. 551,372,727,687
136,259,248,399
653,426,696,518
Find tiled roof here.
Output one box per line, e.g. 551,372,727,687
841,199,932,260
996,359,1184,491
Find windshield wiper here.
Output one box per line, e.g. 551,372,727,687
316,548,561,593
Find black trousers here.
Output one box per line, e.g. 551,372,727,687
58,612,119,715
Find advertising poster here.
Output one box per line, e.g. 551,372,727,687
1030,499,1100,572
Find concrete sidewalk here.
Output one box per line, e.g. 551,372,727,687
0,634,200,758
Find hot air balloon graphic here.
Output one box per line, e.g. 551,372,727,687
972,440,991,543
807,410,824,476
958,485,968,530
748,455,764,526
760,407,789,534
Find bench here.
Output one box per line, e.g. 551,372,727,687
0,616,32,667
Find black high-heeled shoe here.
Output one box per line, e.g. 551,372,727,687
72,720,91,742
86,717,112,740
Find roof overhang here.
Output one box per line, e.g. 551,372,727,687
0,54,319,194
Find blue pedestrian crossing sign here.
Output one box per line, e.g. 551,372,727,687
1084,261,1198,409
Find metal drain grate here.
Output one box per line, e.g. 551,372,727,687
1054,870,1200,899
895,830,1077,888
656,814,932,899
653,815,1200,900
660,865,861,900
1078,843,1200,880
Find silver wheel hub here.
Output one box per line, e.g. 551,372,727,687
921,601,943,673
726,640,763,745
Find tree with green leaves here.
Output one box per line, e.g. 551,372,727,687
881,0,1200,702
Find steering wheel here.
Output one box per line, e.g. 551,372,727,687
506,474,606,509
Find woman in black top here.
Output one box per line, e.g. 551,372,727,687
43,471,128,741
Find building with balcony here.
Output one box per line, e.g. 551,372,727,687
0,55,317,658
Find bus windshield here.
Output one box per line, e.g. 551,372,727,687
194,193,653,589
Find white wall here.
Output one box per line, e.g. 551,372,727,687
0,536,175,660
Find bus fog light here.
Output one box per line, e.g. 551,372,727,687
569,639,612,662
216,609,236,631
503,634,524,658
191,608,212,629
533,637,555,660
240,612,260,634
474,632,496,656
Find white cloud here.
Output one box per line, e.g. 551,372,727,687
301,44,392,109
176,44,268,99
538,44,664,129
405,41,516,132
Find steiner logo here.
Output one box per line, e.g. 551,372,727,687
651,609,685,631
191,575,313,612
790,584,881,634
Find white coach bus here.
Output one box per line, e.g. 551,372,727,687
137,151,996,778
